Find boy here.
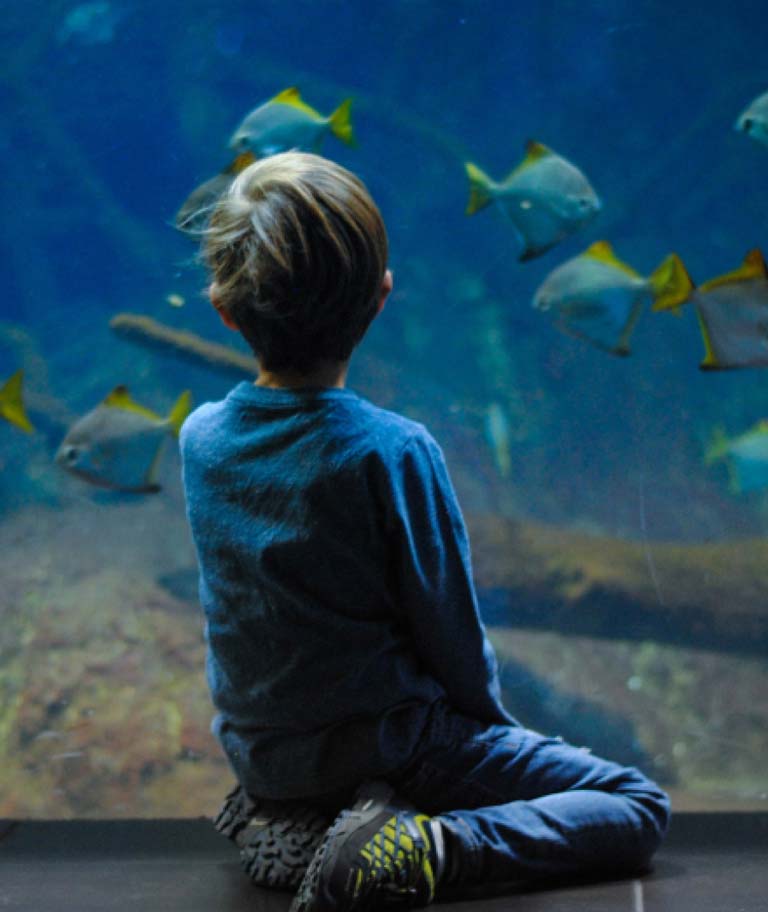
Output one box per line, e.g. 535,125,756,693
180,152,670,911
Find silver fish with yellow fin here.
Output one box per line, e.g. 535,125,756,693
229,87,355,157
465,141,601,261
56,387,192,493
0,369,34,432
735,90,768,148
677,250,768,371
175,151,256,234
533,241,693,355
706,422,768,493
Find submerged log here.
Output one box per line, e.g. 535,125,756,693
109,313,257,378
469,514,768,657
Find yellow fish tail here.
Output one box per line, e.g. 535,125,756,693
328,98,355,146
0,369,34,433
464,162,494,215
649,253,695,313
704,426,730,465
167,390,193,436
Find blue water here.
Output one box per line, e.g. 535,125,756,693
2,0,767,816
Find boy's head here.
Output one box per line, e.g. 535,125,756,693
203,151,390,375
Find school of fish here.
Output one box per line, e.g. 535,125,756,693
5,83,768,495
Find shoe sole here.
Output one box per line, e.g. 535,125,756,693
289,780,403,912
214,785,332,891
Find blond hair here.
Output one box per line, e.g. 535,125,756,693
203,152,388,372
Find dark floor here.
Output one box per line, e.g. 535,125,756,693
1,813,766,911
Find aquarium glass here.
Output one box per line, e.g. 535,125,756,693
1,0,767,818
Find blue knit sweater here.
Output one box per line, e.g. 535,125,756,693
180,381,511,799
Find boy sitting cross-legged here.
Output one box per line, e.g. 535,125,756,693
180,151,670,910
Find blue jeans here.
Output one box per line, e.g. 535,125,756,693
382,700,671,891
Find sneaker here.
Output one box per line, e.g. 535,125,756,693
214,784,332,891
289,780,441,912
213,784,258,844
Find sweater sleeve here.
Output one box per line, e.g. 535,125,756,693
387,431,513,725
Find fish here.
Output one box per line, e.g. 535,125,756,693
484,402,512,477
0,369,34,432
706,422,768,493
175,151,256,234
55,386,192,493
165,293,185,308
533,241,693,355
228,87,355,157
464,141,601,261
735,90,768,148
677,250,768,371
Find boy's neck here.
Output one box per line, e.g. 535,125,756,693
255,360,349,390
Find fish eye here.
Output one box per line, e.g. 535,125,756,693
62,445,80,465
742,117,754,132
577,197,593,210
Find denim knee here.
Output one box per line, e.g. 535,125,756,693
619,767,672,858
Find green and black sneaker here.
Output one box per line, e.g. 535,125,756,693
289,780,443,912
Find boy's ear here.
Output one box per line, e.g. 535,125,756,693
209,283,239,331
377,269,393,314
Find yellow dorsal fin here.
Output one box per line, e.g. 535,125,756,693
167,390,193,437
225,151,257,174
270,86,319,119
699,249,768,293
272,86,301,104
103,385,160,421
583,241,641,278
504,139,554,182
0,369,34,433
525,139,552,160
